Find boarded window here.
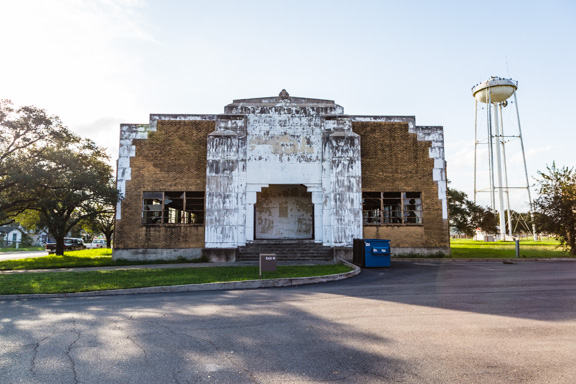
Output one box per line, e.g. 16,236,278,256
362,192,422,225
142,191,205,225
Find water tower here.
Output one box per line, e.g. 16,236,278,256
472,77,537,240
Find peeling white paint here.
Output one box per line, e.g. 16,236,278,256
203,95,367,248
349,116,449,221
204,123,243,248
115,116,210,221
351,115,416,133
116,93,448,252
416,126,448,220
116,123,154,220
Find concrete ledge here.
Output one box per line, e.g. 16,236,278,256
333,247,352,261
112,248,203,261
0,260,360,301
202,248,236,262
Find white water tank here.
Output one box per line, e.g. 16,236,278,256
472,77,517,104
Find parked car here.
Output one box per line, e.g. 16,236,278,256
85,239,107,249
45,237,86,254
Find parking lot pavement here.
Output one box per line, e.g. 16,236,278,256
1,261,575,383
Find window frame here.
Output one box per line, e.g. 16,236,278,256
142,191,205,226
362,191,423,226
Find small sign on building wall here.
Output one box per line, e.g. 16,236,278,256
259,253,277,277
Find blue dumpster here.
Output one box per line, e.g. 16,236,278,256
353,239,391,267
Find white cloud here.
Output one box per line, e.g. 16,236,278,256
0,0,156,166
0,0,154,125
75,116,125,162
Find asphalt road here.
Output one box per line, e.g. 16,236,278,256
1,261,575,383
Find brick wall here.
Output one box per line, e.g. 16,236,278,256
115,120,214,249
353,121,449,250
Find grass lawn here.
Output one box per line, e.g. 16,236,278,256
0,248,198,270
1,241,572,296
0,264,352,295
450,238,571,258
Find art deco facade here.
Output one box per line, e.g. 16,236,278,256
114,91,449,261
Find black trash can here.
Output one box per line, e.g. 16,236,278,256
353,239,391,267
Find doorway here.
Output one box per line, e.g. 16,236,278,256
255,184,313,239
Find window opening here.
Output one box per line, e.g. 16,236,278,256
142,191,205,225
362,192,422,225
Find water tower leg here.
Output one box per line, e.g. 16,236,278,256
488,92,496,211
493,103,507,241
499,103,513,238
474,100,478,204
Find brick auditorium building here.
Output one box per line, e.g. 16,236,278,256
113,90,450,261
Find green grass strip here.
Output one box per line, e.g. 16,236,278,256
0,265,352,295
0,249,198,270
450,239,570,258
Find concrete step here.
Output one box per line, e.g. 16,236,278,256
237,241,333,262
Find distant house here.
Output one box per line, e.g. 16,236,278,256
114,91,450,261
0,226,50,247
0,226,24,247
30,229,49,246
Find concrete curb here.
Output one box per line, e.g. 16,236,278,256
0,260,361,301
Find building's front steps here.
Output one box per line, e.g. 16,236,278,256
236,240,334,262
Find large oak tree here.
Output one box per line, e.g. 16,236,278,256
30,137,117,255
1,100,117,255
0,99,71,225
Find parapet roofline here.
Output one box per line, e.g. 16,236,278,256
229,96,336,106
228,89,336,107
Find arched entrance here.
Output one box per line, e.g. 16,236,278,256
255,184,313,239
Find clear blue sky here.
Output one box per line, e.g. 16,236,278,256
1,0,574,211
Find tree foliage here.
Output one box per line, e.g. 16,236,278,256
448,187,498,237
30,138,117,255
0,99,72,225
534,163,576,254
0,100,117,255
